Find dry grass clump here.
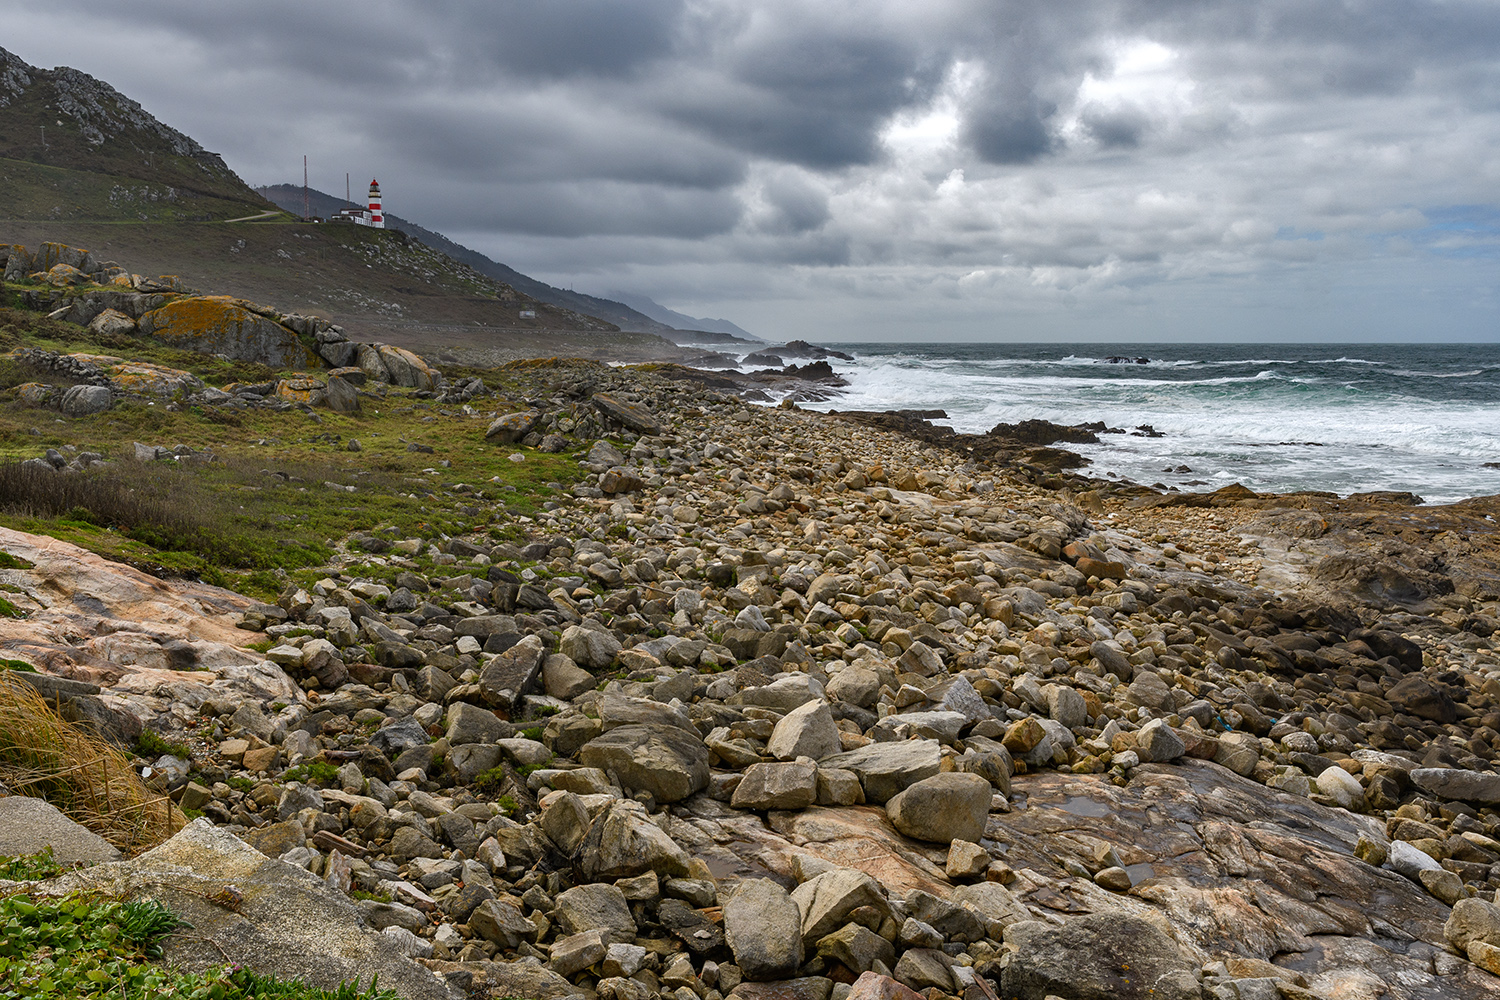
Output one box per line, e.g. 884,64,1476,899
0,673,183,854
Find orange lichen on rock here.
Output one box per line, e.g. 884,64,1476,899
138,297,320,369
276,377,326,406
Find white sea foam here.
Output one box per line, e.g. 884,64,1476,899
796,343,1500,503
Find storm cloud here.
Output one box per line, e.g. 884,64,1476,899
5,0,1499,340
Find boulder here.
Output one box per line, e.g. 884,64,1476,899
375,344,440,390
1410,767,1500,805
0,795,122,865
820,740,943,803
555,882,637,941
445,702,505,746
886,772,991,844
486,410,541,444
766,699,842,761
1135,719,1186,763
579,724,709,803
592,393,663,435
324,373,360,413
1000,913,1202,1000
576,800,692,880
732,761,819,810
138,297,319,368
1386,677,1458,724
477,634,545,710
791,868,889,944
59,384,112,416
87,307,137,338
1446,897,1500,952
725,879,804,981
560,624,622,670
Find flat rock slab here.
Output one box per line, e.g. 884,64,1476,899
0,795,122,865
51,819,459,1000
1000,760,1500,999
0,526,299,727
592,393,663,435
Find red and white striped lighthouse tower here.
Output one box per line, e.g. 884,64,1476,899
367,179,384,228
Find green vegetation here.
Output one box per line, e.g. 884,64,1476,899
349,889,391,904
497,794,520,817
0,891,402,999
0,302,588,599
0,659,35,672
0,552,32,570
0,846,66,881
282,760,339,786
473,767,507,795
134,730,192,761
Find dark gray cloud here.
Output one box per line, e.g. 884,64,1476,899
3,0,1499,340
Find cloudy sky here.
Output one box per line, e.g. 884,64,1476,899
7,1,1500,342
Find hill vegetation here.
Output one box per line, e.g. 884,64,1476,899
0,46,270,222
0,46,709,360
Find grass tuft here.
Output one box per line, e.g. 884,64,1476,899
0,673,183,853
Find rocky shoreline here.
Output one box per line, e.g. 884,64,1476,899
5,358,1500,999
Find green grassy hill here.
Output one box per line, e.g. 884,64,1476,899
0,47,271,222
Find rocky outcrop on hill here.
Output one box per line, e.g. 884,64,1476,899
0,46,232,167
4,241,444,389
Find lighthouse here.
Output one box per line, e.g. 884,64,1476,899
367,179,384,229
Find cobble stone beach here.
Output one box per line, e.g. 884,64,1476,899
6,355,1500,999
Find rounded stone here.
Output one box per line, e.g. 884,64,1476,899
885,772,992,844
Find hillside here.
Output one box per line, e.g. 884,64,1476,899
0,46,270,222
256,183,740,342
0,48,722,361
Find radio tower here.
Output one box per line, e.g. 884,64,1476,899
302,156,309,220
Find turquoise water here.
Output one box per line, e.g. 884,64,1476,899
796,343,1500,503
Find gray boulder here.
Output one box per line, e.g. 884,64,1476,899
578,724,709,803
766,699,842,761
725,880,805,981
791,868,889,944
1000,914,1202,1000
477,635,545,711
820,740,942,803
576,800,692,880
561,625,622,670
445,702,505,746
60,384,112,416
731,761,818,810
1410,767,1500,805
886,772,992,844
555,883,637,942
0,795,121,865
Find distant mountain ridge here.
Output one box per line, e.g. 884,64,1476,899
604,291,759,342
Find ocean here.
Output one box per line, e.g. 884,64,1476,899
755,343,1500,505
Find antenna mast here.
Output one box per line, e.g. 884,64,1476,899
346,173,350,207
303,156,309,219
